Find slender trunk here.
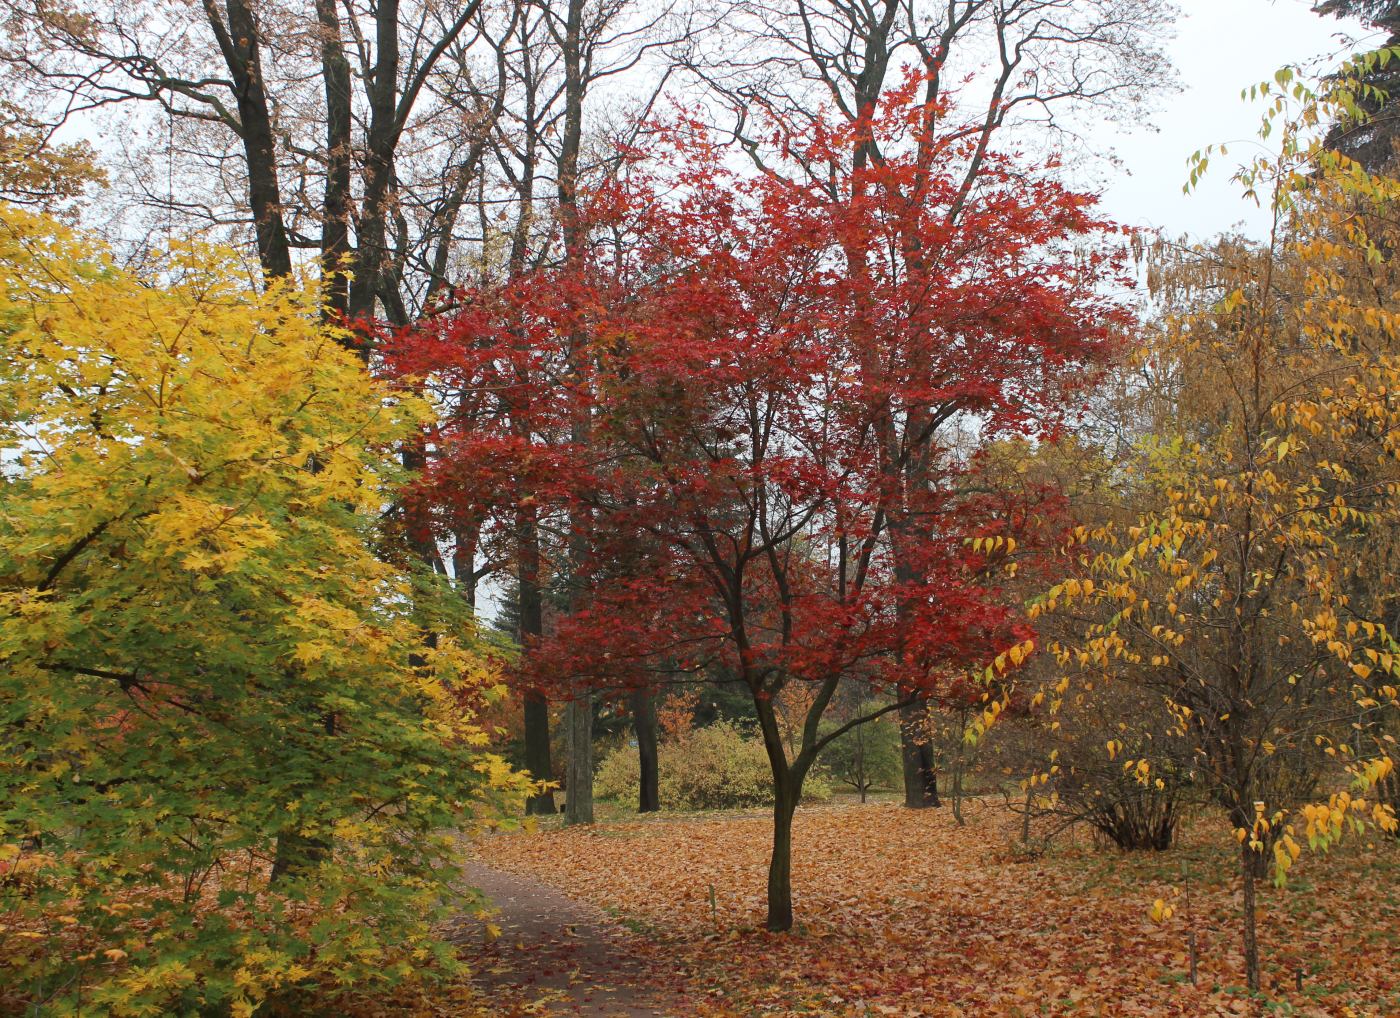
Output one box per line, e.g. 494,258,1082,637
631,687,660,812
1382,769,1400,837
315,0,352,321
518,506,556,815
451,525,479,608
400,438,444,573
557,0,595,826
754,691,806,932
348,0,400,322
1240,843,1260,991
204,0,291,279
562,508,595,821
767,781,798,932
951,752,965,826
855,719,867,804
564,694,594,824
554,0,585,262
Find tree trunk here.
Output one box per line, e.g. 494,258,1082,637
270,712,335,883
767,782,798,932
754,686,807,932
855,719,867,804
315,0,352,322
347,0,400,322
564,693,594,825
951,752,965,826
631,687,660,812
517,504,556,815
204,0,291,279
900,701,938,808
523,690,556,815
270,829,326,884
553,0,594,828
1240,843,1260,992
451,525,479,608
400,438,445,574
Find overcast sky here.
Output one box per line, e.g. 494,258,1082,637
1093,0,1372,241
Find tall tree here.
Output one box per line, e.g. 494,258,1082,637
0,0,498,318
395,0,680,816
687,0,1173,807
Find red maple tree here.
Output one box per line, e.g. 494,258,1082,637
395,80,1129,930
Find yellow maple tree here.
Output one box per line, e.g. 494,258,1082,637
0,205,529,1015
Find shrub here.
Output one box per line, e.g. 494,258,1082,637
595,722,831,811
596,736,642,803
1048,698,1193,851
1055,762,1187,850
665,722,776,810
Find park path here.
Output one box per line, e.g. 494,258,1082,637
452,861,683,1017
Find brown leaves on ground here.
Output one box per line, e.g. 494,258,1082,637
467,800,1400,1016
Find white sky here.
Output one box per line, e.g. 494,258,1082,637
1093,0,1373,241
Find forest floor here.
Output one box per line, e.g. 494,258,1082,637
456,797,1400,1017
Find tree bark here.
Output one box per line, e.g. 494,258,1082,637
951,750,965,826
451,525,479,608
899,701,939,808
269,711,335,884
518,505,556,815
564,694,594,824
556,0,596,826
754,690,809,933
766,781,798,932
523,691,556,815
631,687,660,812
270,826,328,884
203,0,291,279
315,0,352,321
855,718,867,804
400,437,445,573
926,762,941,807
347,0,400,322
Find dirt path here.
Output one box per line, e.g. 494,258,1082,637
451,861,682,1017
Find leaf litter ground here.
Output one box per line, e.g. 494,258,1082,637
460,799,1399,1016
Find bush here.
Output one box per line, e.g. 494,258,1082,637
665,722,776,809
595,722,831,811
1056,764,1186,850
596,736,643,803
1050,712,1192,851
